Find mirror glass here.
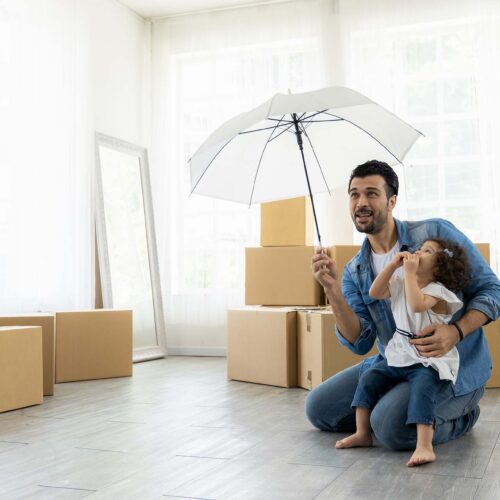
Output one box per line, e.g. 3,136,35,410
95,134,166,361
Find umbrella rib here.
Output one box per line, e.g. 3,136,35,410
238,121,294,135
321,111,404,164
298,122,332,196
267,118,294,123
300,119,343,123
248,115,288,206
266,114,305,137
189,136,236,195
268,122,295,142
299,111,331,131
301,110,328,121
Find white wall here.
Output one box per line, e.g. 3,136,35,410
86,0,150,147
83,0,150,305
0,0,150,312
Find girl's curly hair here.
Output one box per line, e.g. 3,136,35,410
425,238,470,294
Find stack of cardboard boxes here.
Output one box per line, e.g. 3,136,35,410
0,309,133,413
227,198,500,390
228,196,377,390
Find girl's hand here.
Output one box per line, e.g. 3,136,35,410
390,251,411,269
403,253,419,274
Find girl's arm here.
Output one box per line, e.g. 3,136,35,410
403,254,440,313
404,273,440,312
369,252,409,299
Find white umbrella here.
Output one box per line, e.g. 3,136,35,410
189,86,422,245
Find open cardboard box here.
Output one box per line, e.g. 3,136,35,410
297,309,378,390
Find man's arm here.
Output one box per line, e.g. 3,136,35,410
311,248,361,344
325,282,362,345
311,248,377,353
438,218,500,322
411,310,488,357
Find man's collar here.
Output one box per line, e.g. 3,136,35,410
357,218,410,268
394,218,412,248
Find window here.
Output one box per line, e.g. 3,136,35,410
349,19,494,247
168,39,321,294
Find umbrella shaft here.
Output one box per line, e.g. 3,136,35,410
291,113,322,247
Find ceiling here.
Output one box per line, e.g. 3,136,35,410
117,0,277,18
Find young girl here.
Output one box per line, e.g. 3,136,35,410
335,238,470,467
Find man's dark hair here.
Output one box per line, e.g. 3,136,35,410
426,238,471,294
348,160,399,198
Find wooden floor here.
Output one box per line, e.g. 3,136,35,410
1,356,500,499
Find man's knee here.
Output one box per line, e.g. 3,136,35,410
370,383,415,450
370,406,414,450
305,387,328,430
304,366,360,432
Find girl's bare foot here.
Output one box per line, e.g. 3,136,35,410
407,446,436,467
335,432,373,449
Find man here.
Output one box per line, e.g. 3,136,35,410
308,160,500,450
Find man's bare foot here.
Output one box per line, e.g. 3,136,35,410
406,446,436,467
335,432,373,449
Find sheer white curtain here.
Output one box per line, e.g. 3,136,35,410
151,0,325,352
151,0,500,352
0,0,92,312
336,0,500,272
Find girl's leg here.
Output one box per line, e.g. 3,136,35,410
336,406,373,448
370,382,483,451
407,424,435,467
405,365,442,467
336,360,400,449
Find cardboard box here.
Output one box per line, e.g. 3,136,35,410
245,246,323,306
485,320,500,388
471,243,500,387
0,326,43,412
475,243,489,264
227,307,297,387
327,245,360,279
260,196,314,247
297,310,378,390
0,314,55,396
55,309,133,383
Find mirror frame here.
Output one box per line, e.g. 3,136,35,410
94,132,167,362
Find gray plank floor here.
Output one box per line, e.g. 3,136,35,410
1,356,500,499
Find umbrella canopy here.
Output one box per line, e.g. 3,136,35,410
189,86,421,206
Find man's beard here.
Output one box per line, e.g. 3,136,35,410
352,205,389,234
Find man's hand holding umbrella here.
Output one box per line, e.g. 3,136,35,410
311,247,341,298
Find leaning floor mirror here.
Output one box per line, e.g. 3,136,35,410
95,133,167,362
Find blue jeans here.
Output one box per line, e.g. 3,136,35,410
305,361,484,450
352,360,446,426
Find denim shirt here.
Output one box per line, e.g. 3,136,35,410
336,218,500,396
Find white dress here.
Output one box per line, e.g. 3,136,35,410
384,278,463,384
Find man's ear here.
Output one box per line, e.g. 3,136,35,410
388,194,397,212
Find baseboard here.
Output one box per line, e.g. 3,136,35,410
167,346,227,357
